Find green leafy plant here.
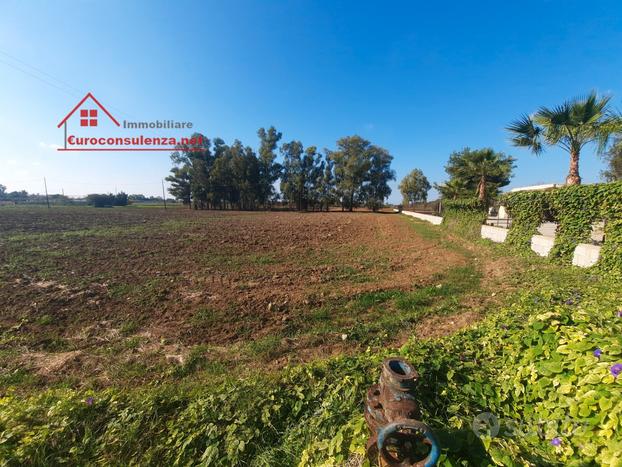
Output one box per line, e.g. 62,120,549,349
503,181,622,274
442,198,487,238
504,190,549,252
547,185,602,263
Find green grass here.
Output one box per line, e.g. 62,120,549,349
248,253,278,265
300,262,483,348
36,314,54,325
190,307,222,327
108,278,170,307
120,320,140,335
246,334,284,361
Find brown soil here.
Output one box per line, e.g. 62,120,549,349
0,208,480,387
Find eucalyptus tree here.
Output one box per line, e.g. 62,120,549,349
257,126,283,207
280,140,304,209
601,137,622,182
507,92,618,185
399,169,431,206
229,140,260,210
165,166,191,205
209,138,233,209
300,146,322,210
166,132,210,208
317,156,335,211
364,145,395,211
328,136,372,211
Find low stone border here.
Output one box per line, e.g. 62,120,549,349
530,235,555,257
400,210,602,268
572,243,602,268
478,225,602,268
400,210,443,225
480,225,508,243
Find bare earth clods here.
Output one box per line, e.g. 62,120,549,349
0,208,469,387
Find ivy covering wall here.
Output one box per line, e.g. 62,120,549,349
503,181,622,275
504,191,549,252
441,198,487,238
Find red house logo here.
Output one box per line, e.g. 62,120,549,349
57,92,120,129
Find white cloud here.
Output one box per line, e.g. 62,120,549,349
38,141,62,150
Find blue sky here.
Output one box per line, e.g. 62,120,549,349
1,0,621,202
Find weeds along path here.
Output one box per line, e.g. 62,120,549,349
2,208,487,390
398,216,527,341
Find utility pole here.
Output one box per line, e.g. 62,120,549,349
161,179,167,209
44,177,50,209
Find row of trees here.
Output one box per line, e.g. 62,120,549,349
0,184,175,206
0,185,72,204
166,129,396,211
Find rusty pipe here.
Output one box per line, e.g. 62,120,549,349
365,357,440,467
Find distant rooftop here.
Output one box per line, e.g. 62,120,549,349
508,183,563,193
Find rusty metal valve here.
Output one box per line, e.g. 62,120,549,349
365,357,440,467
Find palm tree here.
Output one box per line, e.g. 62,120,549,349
507,92,618,185
443,148,515,202
434,178,469,200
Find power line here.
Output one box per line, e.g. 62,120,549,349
0,57,79,97
0,49,133,118
0,48,82,95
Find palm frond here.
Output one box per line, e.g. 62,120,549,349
506,115,544,154
594,109,622,153
569,91,610,126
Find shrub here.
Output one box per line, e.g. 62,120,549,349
86,192,129,208
442,198,487,238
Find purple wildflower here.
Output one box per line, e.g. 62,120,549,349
550,437,562,447
617,310,622,318
564,299,574,305
85,397,94,406
594,348,602,358
610,363,622,378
